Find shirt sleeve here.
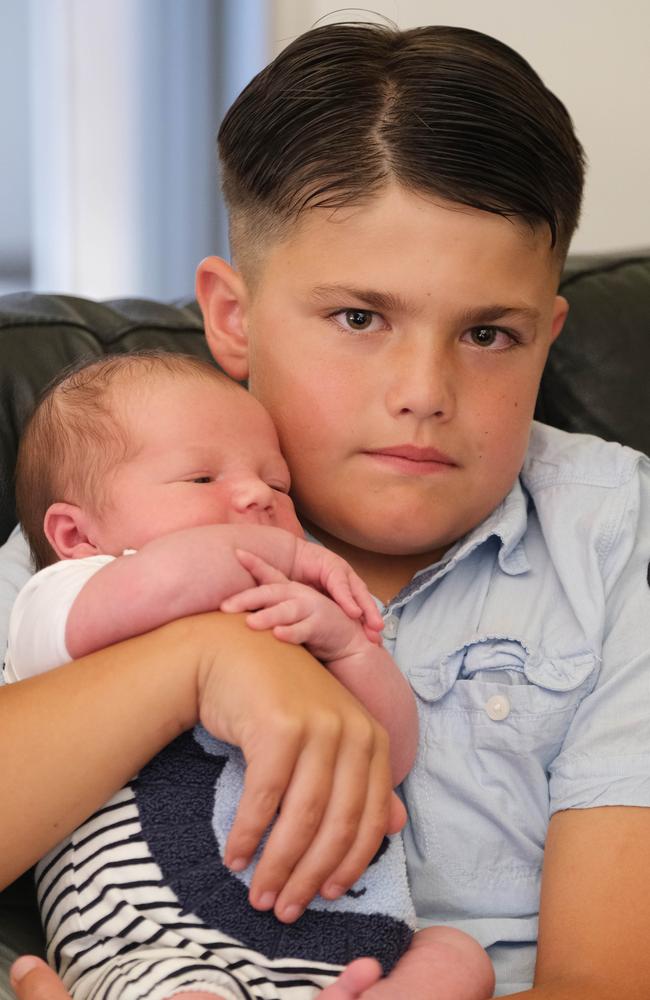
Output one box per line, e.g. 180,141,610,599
0,525,33,673
549,455,650,812
3,555,116,683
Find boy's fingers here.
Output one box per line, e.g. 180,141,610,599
10,956,72,1000
317,792,406,900
317,747,397,901
224,731,302,869
271,722,391,920
387,790,408,833
247,730,339,907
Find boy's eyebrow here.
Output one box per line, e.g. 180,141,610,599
309,285,412,314
457,304,541,326
309,285,541,325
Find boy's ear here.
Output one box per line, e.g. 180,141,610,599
44,502,103,561
196,256,251,381
550,295,569,343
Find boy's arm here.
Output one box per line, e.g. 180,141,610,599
504,806,650,999
221,552,417,784
66,524,380,660
1,612,404,920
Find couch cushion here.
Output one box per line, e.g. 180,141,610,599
536,252,650,455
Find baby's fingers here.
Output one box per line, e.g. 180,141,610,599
347,572,384,631
323,567,365,619
249,600,312,637
235,549,290,585
221,582,294,614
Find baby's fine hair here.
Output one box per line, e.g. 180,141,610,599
15,351,233,571
219,22,585,272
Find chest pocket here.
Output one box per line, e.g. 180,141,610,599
403,637,598,892
410,636,596,758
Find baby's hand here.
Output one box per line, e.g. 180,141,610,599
289,539,384,639
221,550,377,659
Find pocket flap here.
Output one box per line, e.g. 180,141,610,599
524,649,597,692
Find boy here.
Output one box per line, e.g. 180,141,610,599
3,20,650,1000
5,352,494,1000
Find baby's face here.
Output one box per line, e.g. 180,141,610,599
88,374,302,554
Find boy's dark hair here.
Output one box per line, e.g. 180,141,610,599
16,351,230,571
219,22,585,272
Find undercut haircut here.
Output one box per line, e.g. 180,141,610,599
219,22,585,274
16,351,230,571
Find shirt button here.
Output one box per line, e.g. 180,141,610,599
382,614,399,639
485,694,511,721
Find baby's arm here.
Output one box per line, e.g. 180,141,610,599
64,524,379,661
221,552,417,785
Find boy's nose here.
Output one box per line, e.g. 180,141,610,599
385,336,455,420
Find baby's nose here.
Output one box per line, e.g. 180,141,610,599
231,478,275,513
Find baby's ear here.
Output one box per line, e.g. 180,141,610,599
44,502,102,560
195,256,250,381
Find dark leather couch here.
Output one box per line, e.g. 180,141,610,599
0,250,649,960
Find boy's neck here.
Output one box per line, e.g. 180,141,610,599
303,523,448,605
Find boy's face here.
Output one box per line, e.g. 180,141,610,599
86,375,301,555
201,185,567,567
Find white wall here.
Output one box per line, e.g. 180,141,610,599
271,1,650,254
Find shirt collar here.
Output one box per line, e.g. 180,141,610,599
389,476,531,610
303,475,531,609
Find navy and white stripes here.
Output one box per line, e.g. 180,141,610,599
36,785,341,1000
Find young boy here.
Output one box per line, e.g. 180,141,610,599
5,352,494,1000
3,19,650,1000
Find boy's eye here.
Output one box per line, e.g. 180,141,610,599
331,309,385,333
191,476,213,484
465,326,516,350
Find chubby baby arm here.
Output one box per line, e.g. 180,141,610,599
64,523,308,659
221,551,418,785
65,525,382,660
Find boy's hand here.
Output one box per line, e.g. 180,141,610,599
221,551,376,656
289,539,384,640
192,613,405,924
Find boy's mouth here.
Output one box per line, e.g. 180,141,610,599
363,445,457,475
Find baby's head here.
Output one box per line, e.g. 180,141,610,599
16,352,301,570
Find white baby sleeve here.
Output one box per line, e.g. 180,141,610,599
3,555,116,682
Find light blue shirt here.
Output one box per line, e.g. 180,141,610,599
378,422,650,994
1,422,649,995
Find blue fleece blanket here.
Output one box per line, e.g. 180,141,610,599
132,726,415,973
